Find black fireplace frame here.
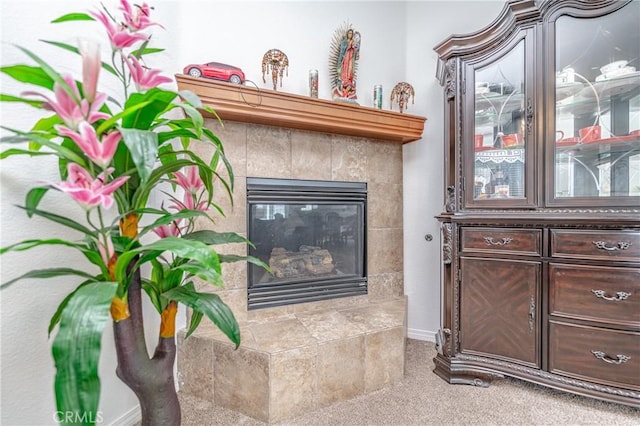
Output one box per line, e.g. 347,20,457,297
246,177,367,310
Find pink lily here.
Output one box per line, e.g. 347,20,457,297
119,0,162,31
52,163,129,210
23,74,109,130
78,39,101,103
98,233,116,267
172,166,204,193
90,9,148,50
152,220,184,239
125,55,172,91
56,122,121,169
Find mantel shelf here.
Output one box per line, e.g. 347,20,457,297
175,74,426,143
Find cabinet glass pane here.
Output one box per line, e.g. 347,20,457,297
554,3,640,199
474,40,525,200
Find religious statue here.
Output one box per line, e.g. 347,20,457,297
329,23,361,103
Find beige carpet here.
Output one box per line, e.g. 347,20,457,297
178,339,639,425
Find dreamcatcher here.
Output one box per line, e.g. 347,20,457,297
262,48,289,90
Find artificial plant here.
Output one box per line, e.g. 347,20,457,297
0,1,265,424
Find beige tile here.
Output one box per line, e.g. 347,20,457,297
339,300,406,333
211,119,248,179
270,345,318,422
213,341,270,422
368,182,403,229
248,318,317,352
218,241,249,290
331,136,367,182
367,271,404,301
364,327,405,392
291,130,332,180
366,140,403,184
246,124,291,178
367,228,403,275
177,331,214,401
317,335,365,407
296,309,364,342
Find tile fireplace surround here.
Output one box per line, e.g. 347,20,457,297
176,76,425,423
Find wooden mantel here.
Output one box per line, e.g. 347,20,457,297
175,74,426,143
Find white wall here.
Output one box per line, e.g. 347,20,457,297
1,1,504,424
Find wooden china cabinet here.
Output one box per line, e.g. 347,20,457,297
433,0,639,407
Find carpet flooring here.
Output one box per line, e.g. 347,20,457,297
178,339,639,425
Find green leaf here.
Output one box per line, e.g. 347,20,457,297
0,148,52,159
0,65,54,89
175,261,223,286
0,126,87,166
141,278,163,314
1,268,98,290
51,12,94,23
48,280,98,337
40,40,118,77
25,186,49,212
130,158,195,209
137,209,209,238
0,237,87,255
0,92,46,108
114,237,222,292
52,281,116,426
185,309,204,338
163,284,240,348
219,254,270,271
17,206,95,235
122,88,177,130
119,128,158,185
14,46,77,102
183,230,252,246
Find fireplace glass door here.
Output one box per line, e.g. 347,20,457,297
246,178,367,309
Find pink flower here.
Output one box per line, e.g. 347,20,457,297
119,0,162,31
52,163,129,210
98,234,115,266
23,74,109,130
152,220,184,239
78,39,101,103
56,122,121,169
90,9,148,50
125,55,172,91
172,166,204,193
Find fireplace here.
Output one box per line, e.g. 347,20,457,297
247,177,367,309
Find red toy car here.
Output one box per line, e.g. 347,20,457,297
183,62,245,84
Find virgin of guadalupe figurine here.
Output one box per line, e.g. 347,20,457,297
329,23,361,103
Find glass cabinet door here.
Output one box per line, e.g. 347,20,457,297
470,33,533,207
553,2,640,205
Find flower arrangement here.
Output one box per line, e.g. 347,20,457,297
0,1,265,424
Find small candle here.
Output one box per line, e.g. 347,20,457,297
309,69,319,98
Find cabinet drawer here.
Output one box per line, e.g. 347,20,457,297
549,321,640,390
460,228,541,256
549,263,640,327
551,230,640,262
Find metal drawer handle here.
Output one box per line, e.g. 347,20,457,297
591,350,631,365
592,241,632,251
483,237,513,246
591,290,631,301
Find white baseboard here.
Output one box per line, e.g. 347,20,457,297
109,405,141,426
407,328,437,342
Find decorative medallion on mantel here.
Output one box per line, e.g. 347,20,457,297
175,74,426,143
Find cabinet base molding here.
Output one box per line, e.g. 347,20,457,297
433,352,640,408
